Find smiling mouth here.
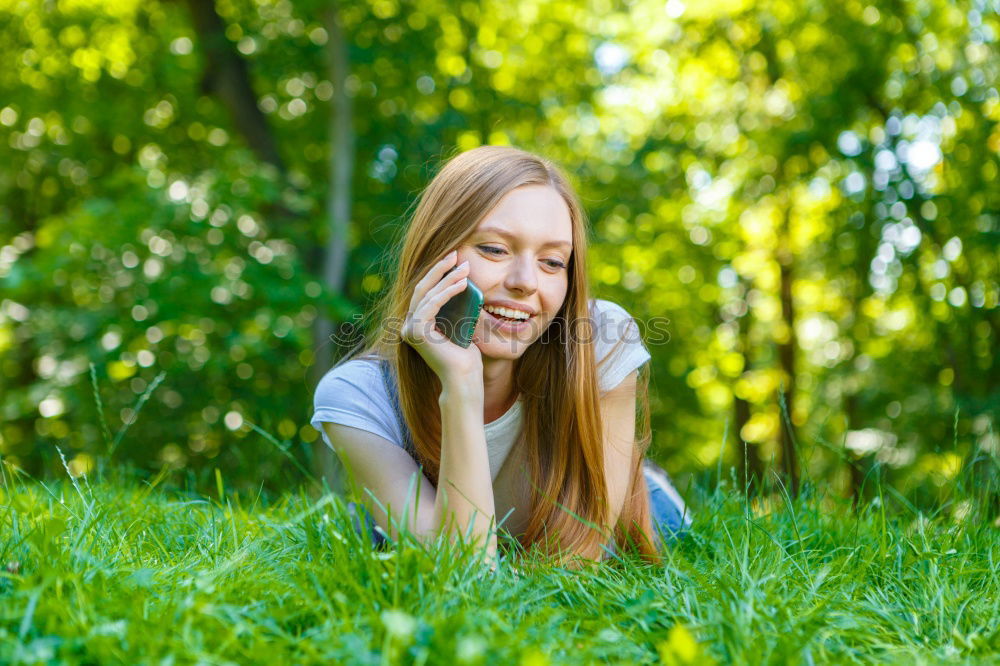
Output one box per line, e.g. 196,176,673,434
483,308,534,325
482,304,534,321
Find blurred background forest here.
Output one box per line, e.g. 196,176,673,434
1,0,997,510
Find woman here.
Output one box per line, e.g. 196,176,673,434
311,146,689,567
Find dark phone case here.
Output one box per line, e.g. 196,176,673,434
435,269,484,348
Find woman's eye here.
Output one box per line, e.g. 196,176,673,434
479,245,565,269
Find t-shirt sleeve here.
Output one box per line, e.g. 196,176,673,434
311,359,405,450
590,299,652,393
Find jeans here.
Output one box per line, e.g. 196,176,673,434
642,459,692,548
346,459,691,552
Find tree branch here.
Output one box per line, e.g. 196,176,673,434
185,0,285,171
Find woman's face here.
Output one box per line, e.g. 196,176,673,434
456,184,574,360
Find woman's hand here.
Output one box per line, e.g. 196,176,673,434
401,250,484,389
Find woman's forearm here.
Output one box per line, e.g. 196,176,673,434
435,380,497,560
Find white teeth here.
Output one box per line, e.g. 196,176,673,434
485,305,530,320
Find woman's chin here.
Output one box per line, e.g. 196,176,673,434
473,314,543,360
473,337,529,361
472,333,530,361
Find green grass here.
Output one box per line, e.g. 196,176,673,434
1,464,998,665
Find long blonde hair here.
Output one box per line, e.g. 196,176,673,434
352,146,658,565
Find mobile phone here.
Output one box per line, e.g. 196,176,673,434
435,268,483,348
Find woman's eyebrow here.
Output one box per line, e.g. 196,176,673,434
476,225,572,250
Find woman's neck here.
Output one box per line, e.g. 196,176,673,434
481,356,517,423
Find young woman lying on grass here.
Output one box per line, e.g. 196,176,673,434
311,146,689,568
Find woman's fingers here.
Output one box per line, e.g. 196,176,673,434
417,276,469,319
400,253,484,382
418,261,469,309
403,258,471,345
408,250,458,312
409,260,468,321
405,274,470,344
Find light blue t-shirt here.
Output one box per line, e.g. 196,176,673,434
311,298,651,481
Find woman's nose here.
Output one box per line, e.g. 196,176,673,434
504,254,537,294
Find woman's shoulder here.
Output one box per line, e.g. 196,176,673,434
314,354,391,404
588,297,638,322
588,298,642,342
587,298,650,392
312,354,405,448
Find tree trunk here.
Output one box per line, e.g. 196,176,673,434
777,206,800,497
184,0,285,171
844,393,865,507
734,281,762,493
734,394,759,492
310,0,355,492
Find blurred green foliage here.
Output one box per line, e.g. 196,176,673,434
0,0,997,504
